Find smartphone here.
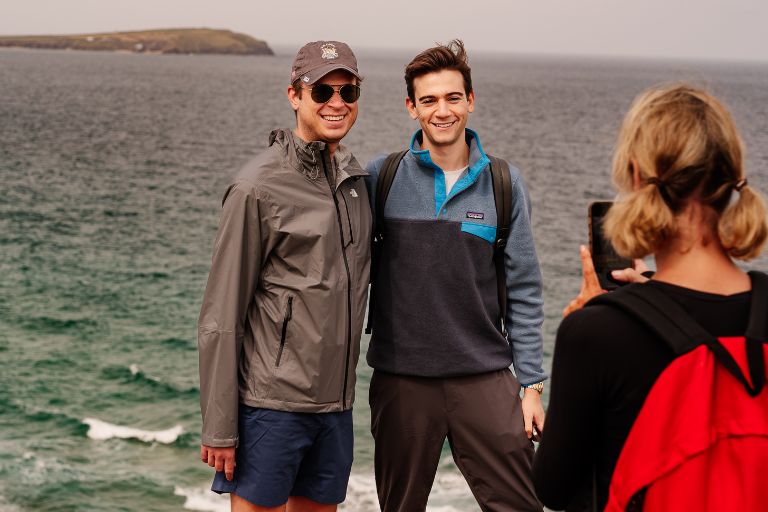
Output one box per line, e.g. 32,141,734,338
588,201,633,290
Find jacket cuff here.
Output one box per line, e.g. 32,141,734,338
517,370,549,388
201,434,238,448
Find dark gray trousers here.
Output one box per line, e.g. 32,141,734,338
369,369,542,512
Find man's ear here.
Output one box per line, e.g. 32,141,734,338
405,97,418,120
467,91,475,113
287,85,300,111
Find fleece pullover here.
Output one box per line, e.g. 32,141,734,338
364,129,546,386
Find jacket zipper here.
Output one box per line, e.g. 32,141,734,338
275,296,293,367
322,153,353,408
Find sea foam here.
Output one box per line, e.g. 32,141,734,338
174,487,229,512
173,471,477,512
343,471,477,511
83,417,184,444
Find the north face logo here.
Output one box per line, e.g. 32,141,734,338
467,212,484,220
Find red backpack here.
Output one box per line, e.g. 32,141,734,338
591,271,768,512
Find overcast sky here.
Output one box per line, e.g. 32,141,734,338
3,0,767,62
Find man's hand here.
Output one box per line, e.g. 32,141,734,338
521,387,545,441
200,444,236,481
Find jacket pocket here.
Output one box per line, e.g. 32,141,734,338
339,187,355,248
275,296,293,367
460,221,496,244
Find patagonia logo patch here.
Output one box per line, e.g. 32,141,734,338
466,212,484,220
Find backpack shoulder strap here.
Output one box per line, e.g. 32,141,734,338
374,150,408,239
746,271,768,340
745,271,768,395
487,155,512,334
589,284,710,355
488,155,512,246
590,280,766,396
366,150,407,335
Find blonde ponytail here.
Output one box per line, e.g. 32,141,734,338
606,183,675,259
718,186,768,260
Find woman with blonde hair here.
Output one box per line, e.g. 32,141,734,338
532,83,767,511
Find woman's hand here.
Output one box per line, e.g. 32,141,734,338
562,246,651,317
610,259,650,284
563,245,605,317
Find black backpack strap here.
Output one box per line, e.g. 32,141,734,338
590,280,766,396
488,155,512,335
590,285,708,355
365,150,408,335
374,150,408,240
745,271,768,395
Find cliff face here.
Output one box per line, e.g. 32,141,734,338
0,28,274,55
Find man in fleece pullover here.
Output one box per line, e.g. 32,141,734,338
364,40,546,512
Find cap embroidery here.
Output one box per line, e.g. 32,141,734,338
321,43,339,60
302,76,310,83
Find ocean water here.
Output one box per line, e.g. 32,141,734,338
1,47,767,512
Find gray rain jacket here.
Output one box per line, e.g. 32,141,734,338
198,128,371,447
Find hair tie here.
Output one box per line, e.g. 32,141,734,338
646,177,664,188
734,178,748,191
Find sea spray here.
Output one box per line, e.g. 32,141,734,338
174,487,229,512
83,418,184,444
174,472,478,512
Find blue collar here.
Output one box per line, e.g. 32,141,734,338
409,128,492,216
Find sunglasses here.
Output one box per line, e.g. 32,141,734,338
309,84,361,104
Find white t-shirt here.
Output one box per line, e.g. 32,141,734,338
444,166,469,194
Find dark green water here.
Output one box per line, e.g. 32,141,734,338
1,48,766,511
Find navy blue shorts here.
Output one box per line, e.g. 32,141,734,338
211,406,353,507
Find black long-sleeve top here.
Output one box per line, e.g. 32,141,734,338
532,280,751,511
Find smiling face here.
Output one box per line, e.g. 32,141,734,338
406,69,474,152
287,69,359,153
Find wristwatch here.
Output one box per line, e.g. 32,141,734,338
523,381,544,394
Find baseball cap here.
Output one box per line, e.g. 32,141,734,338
290,41,361,85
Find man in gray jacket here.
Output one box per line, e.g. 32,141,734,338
198,41,371,512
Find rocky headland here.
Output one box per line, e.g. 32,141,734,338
0,28,273,56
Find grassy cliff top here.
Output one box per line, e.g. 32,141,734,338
0,28,274,55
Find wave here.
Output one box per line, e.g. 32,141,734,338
344,470,477,512
103,209,139,218
174,470,477,512
160,337,196,351
101,364,198,398
174,486,229,512
0,497,22,512
21,316,99,333
83,417,184,444
0,397,87,436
